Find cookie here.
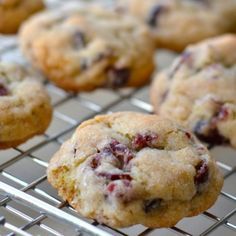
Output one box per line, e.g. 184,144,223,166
19,5,155,92
118,0,236,51
0,61,52,149
151,35,236,148
47,112,223,228
0,0,44,34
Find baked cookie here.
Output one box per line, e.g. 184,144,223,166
0,0,44,34
151,35,236,148
47,112,223,228
118,0,236,51
0,61,52,149
19,5,155,91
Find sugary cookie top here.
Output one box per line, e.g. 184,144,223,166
0,61,52,148
120,0,236,26
0,62,39,97
151,35,236,146
118,0,236,50
50,112,213,205
47,111,224,228
20,5,154,90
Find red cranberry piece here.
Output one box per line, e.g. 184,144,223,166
107,67,130,88
143,198,162,213
217,106,229,121
98,172,132,181
107,182,116,193
194,160,209,185
147,5,165,27
106,180,133,202
107,179,131,193
0,84,8,96
132,133,158,150
90,154,101,169
109,139,134,166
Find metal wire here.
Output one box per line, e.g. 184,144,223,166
0,1,236,235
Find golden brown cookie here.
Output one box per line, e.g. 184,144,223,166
47,112,223,228
0,61,52,149
150,35,236,148
119,0,236,51
19,5,155,91
0,0,44,34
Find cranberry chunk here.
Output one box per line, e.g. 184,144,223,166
147,5,165,27
106,179,133,202
107,179,131,193
132,133,158,150
107,182,116,193
90,154,101,169
217,106,229,121
107,67,130,88
0,83,8,96
109,139,134,166
143,198,162,213
98,172,132,181
194,160,209,186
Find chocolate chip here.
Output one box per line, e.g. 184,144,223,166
73,31,86,48
143,198,162,213
0,83,8,96
194,160,209,186
147,5,165,27
107,67,130,88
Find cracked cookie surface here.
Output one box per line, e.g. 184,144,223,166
19,5,155,91
118,0,236,51
0,61,52,149
0,0,44,34
151,35,236,148
47,112,223,228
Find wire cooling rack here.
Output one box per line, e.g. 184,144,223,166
0,1,236,235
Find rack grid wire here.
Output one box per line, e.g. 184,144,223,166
0,0,236,235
